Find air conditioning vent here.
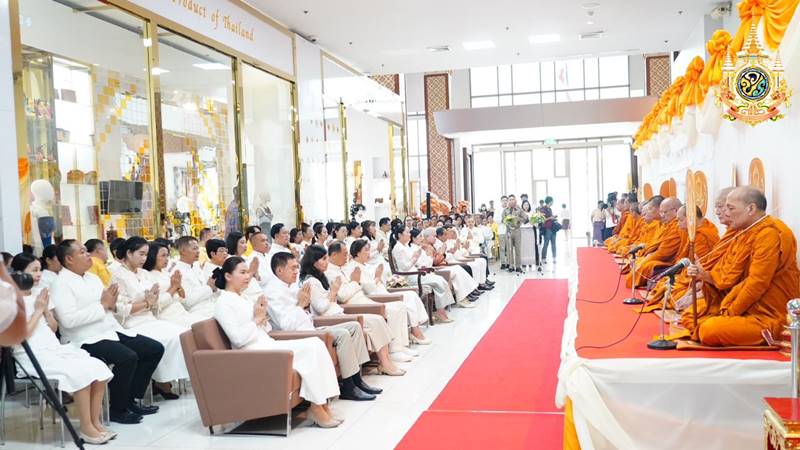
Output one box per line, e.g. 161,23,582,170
579,31,605,40
427,45,452,52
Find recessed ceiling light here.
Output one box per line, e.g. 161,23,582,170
150,67,169,75
193,63,230,71
582,2,601,9
579,31,605,40
462,40,494,50
427,45,451,52
587,20,595,25
529,34,560,44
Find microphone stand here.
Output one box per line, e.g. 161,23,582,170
623,252,643,305
647,273,678,350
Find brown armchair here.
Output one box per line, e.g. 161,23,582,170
180,319,334,436
388,252,436,325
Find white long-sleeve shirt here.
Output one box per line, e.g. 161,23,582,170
172,260,214,313
110,266,159,328
459,227,483,254
50,269,135,346
214,290,274,349
324,263,366,304
305,277,344,316
247,250,271,290
391,242,418,272
264,279,315,331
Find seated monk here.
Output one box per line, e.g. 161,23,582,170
625,197,682,288
643,203,720,310
683,186,800,346
619,200,663,273
609,202,644,254
604,198,630,248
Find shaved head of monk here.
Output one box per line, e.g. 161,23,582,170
677,205,703,230
643,203,657,222
629,202,641,216
713,187,735,226
725,186,767,230
658,197,682,223
648,196,664,221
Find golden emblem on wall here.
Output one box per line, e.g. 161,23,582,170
718,23,791,126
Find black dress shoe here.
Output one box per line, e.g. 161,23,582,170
353,373,383,395
339,386,376,401
110,410,143,424
153,383,180,400
485,280,496,286
129,403,159,416
500,264,508,270
515,268,524,273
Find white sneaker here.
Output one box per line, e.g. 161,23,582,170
410,335,432,345
390,352,413,362
457,299,476,308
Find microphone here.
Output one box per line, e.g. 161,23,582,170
628,243,645,255
656,258,691,280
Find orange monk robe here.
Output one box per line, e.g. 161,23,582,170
683,216,800,346
619,220,662,274
626,218,681,288
608,216,642,253
604,211,630,247
613,216,646,256
644,221,721,309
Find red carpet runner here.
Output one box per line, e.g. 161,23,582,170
396,279,568,449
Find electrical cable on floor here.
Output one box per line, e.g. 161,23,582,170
576,270,624,303
575,299,648,351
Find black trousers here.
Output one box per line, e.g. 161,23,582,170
82,333,164,412
459,264,473,277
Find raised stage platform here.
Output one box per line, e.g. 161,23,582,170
557,247,791,450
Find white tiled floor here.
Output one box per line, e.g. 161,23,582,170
1,239,580,450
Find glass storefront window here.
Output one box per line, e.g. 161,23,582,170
240,63,296,236
19,0,155,250
155,30,237,239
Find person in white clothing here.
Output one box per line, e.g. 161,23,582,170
142,241,204,327
375,218,391,260
417,229,479,307
331,223,348,243
247,230,272,289
301,245,406,372
11,253,114,444
172,236,217,318
201,239,228,282
39,245,61,290
211,256,342,428
110,237,190,398
390,225,455,323
343,221,363,252
265,252,386,400
348,239,430,344
50,239,164,424
311,222,330,247
265,223,294,284
324,241,414,360
560,203,572,240
361,220,391,281
0,262,25,346
444,226,492,288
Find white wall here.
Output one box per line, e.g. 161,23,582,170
0,0,22,253
345,108,392,219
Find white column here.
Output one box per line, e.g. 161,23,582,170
0,1,22,253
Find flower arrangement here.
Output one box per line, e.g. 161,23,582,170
530,212,545,225
503,215,518,228
386,274,409,288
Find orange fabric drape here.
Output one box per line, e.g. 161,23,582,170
665,76,686,125
679,56,707,112
563,397,581,450
732,0,800,51
699,30,734,90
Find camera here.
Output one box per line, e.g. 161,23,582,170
9,271,33,292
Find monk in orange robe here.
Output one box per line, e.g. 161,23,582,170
626,197,682,288
683,187,800,346
604,199,630,247
609,202,643,254
619,200,663,274
643,204,720,310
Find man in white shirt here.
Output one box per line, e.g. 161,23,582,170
260,223,294,287
560,203,572,240
50,239,164,424
172,236,216,319
375,218,391,260
247,231,271,289
265,252,377,401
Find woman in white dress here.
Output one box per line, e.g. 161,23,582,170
11,253,114,445
142,242,203,327
110,237,189,399
38,244,61,290
348,239,431,344
311,222,330,247
361,221,391,282
414,229,478,309
212,256,342,428
343,221,362,252
390,224,455,323
332,223,348,243
300,246,405,376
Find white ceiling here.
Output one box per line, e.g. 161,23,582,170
251,0,721,74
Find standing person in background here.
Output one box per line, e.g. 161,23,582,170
541,197,557,264
603,201,618,241
86,239,112,287
498,196,509,270
591,201,606,245
197,228,213,267
560,203,571,241
502,194,529,273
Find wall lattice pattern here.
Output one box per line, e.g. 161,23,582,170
646,55,671,97
424,73,453,203
369,74,400,95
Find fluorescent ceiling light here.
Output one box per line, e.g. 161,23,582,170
529,34,561,44
150,67,169,75
427,45,451,52
462,40,494,50
193,63,230,71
